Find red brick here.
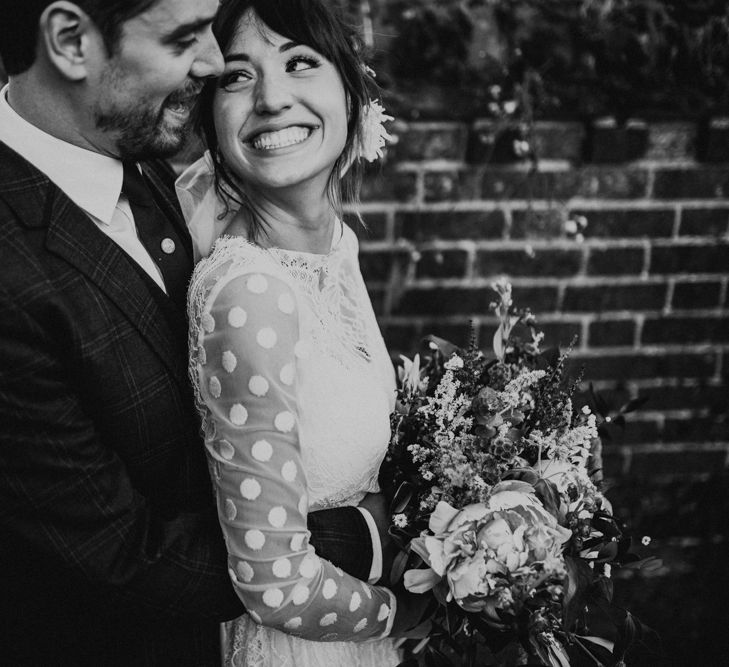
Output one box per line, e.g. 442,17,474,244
645,122,697,161
589,319,636,346
619,419,663,444
393,287,497,316
384,321,476,357
367,287,386,317
349,213,388,241
663,417,729,442
563,284,667,313
653,167,729,199
587,247,645,275
536,322,583,349
481,169,567,200
642,316,729,344
531,121,585,162
679,208,729,237
650,243,729,274
600,451,624,478
492,166,652,201
415,249,469,279
381,323,421,357
510,208,566,240
391,123,468,161
474,248,582,277
510,285,561,314
571,167,651,199
571,209,674,238
699,118,729,162
644,385,728,413
395,210,506,241
423,170,481,202
629,450,727,476
568,351,716,380
359,249,410,283
585,120,649,163
418,322,478,350
361,169,417,203
672,281,722,310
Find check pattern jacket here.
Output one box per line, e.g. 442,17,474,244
0,143,374,666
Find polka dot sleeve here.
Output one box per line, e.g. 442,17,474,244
195,270,395,641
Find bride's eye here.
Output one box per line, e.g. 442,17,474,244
219,69,254,90
286,55,321,73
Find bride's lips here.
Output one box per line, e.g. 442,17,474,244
245,124,318,152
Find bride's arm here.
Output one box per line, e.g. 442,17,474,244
193,269,395,641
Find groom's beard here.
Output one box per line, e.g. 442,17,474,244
95,83,202,161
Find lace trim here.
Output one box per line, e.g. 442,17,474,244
186,229,383,450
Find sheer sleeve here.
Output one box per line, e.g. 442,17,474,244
195,268,395,641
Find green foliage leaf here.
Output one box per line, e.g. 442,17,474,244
392,481,415,514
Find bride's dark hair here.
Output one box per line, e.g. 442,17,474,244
197,0,375,240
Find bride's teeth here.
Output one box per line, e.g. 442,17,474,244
252,126,311,150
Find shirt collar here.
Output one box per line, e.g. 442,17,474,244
0,84,123,224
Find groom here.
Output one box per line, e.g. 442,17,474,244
0,1,403,664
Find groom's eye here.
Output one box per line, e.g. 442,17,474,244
173,35,198,52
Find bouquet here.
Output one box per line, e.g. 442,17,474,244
381,278,659,666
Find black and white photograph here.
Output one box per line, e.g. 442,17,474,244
1,1,728,665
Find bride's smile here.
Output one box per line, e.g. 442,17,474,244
246,124,318,152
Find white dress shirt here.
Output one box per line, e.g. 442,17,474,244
0,84,166,292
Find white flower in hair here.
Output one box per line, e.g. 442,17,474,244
357,99,395,162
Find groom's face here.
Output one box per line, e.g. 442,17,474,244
90,0,223,160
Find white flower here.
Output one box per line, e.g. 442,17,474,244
642,535,652,546
444,355,464,371
356,99,395,162
393,513,409,528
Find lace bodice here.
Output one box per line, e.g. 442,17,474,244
187,223,397,643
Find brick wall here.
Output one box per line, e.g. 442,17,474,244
352,119,729,663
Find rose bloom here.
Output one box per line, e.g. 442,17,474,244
406,481,571,614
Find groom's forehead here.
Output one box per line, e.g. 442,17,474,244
118,0,218,36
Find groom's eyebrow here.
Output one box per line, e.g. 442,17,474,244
163,17,216,43
224,41,301,62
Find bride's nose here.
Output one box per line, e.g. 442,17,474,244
253,73,294,115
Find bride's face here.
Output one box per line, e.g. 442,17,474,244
212,10,349,197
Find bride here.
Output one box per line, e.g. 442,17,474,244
178,0,418,664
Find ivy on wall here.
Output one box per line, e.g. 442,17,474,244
358,0,729,121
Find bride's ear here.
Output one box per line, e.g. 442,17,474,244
39,1,100,82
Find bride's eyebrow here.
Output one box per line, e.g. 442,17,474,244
224,41,303,62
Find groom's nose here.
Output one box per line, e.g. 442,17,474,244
190,29,224,80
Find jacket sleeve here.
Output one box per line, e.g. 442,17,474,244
0,286,243,622
194,269,395,640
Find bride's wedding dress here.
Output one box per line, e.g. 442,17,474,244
187,223,401,666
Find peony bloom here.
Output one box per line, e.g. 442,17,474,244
406,482,571,615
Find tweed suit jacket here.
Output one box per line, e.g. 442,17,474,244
0,142,375,666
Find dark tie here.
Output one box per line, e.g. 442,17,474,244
121,161,192,311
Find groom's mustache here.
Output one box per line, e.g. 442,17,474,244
166,81,205,107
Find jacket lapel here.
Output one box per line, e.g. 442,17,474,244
0,142,188,386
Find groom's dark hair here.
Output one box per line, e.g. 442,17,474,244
0,0,157,76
